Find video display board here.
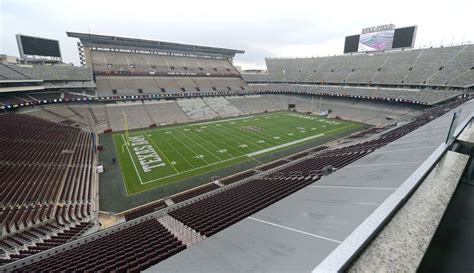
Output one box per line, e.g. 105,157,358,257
392,26,417,49
16,34,62,61
343,35,360,54
343,25,417,54
358,29,395,52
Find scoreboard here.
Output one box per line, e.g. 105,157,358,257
344,25,417,54
16,34,62,62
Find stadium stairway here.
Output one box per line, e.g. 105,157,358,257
66,105,85,119
87,105,99,124
142,102,156,125
41,107,77,125
158,215,205,247
0,221,95,266
202,98,221,119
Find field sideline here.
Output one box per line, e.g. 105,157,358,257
113,111,362,195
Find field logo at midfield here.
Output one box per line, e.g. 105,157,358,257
128,135,166,172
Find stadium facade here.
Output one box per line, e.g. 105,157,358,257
67,32,250,98
0,31,473,272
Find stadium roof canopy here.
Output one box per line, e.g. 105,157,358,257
67,32,245,59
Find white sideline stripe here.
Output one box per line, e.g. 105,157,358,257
188,115,254,126
121,134,144,184
246,134,325,157
248,217,342,244
307,185,397,190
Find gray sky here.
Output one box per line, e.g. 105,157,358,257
1,0,473,69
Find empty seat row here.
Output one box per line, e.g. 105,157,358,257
0,114,96,235
16,219,186,272
2,222,93,264
124,201,167,222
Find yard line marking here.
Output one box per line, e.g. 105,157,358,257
247,217,342,244
250,157,264,165
235,116,299,146
172,128,223,161
188,129,236,158
168,131,211,165
239,117,292,144
141,155,245,184
212,123,267,149
307,185,397,190
192,126,248,158
253,113,330,143
114,136,133,196
217,122,273,146
121,134,143,184
154,131,197,169
245,123,356,157
246,134,325,157
144,134,179,174
232,113,294,143
124,115,257,135
187,115,255,126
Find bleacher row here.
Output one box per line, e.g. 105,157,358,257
91,50,240,76
6,97,468,272
168,97,470,237
0,63,92,82
0,64,31,80
254,44,474,87
124,202,167,222
228,95,423,125
0,221,93,266
250,84,464,105
120,141,331,223
0,114,96,249
203,97,243,117
14,219,186,273
348,127,389,138
90,50,250,98
121,151,325,222
169,174,322,237
95,76,249,97
123,183,221,222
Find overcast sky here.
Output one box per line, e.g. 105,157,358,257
1,0,473,69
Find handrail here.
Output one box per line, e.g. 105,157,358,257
65,222,94,244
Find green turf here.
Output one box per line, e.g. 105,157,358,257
112,112,362,195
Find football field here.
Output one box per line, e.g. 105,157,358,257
113,112,362,194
